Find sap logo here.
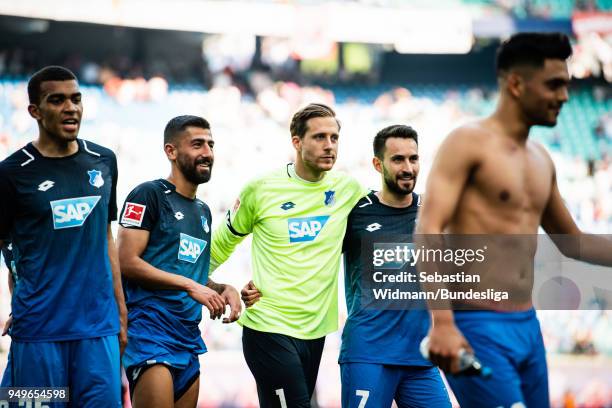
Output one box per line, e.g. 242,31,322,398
288,216,330,243
50,196,101,230
178,233,207,263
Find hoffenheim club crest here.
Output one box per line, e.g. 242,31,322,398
201,216,210,233
324,190,336,207
87,170,104,188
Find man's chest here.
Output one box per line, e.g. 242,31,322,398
474,151,553,214
13,161,113,228
256,188,352,244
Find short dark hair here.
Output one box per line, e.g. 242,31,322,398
373,125,418,159
496,32,572,75
28,66,77,105
164,115,211,144
290,103,340,138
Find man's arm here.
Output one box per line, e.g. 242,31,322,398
2,272,11,336
1,240,12,336
541,169,612,266
209,215,250,273
206,279,242,323
416,128,480,373
210,183,257,274
117,227,225,318
107,225,128,355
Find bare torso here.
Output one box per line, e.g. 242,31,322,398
447,118,554,310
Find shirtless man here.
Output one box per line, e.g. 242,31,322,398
417,32,612,408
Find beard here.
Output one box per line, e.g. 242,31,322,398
177,154,213,185
523,100,562,128
383,166,415,196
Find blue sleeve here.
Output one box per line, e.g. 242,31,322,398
119,183,160,231
1,242,12,271
0,166,15,240
108,153,119,222
343,212,353,254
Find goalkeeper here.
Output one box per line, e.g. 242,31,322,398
211,103,366,408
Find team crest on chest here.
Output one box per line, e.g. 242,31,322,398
324,190,336,207
201,216,209,233
87,170,104,188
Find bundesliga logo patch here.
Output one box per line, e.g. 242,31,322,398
121,202,146,227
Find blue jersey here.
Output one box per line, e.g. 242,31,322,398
120,179,212,366
0,140,120,342
1,242,14,278
340,192,431,366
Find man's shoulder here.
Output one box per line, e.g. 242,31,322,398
351,191,377,212
326,170,366,202
0,145,35,173
448,121,491,144
241,166,292,192
127,179,167,198
79,139,116,161
328,169,360,185
195,198,212,214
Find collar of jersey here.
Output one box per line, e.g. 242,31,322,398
287,163,327,185
157,178,197,202
27,139,81,160
371,191,418,211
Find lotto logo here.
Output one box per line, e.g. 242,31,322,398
178,233,207,263
121,202,146,227
287,216,330,243
50,196,101,230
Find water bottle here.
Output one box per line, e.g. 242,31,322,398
420,336,492,378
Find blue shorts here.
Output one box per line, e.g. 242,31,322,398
0,335,121,407
340,363,451,408
447,309,549,408
125,353,200,402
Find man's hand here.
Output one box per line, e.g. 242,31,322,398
119,307,128,356
427,321,472,374
187,282,226,319
221,285,242,323
241,280,262,308
2,315,12,336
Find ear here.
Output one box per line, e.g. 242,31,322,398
27,104,41,120
164,142,177,161
372,156,383,174
506,72,524,99
291,135,302,152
